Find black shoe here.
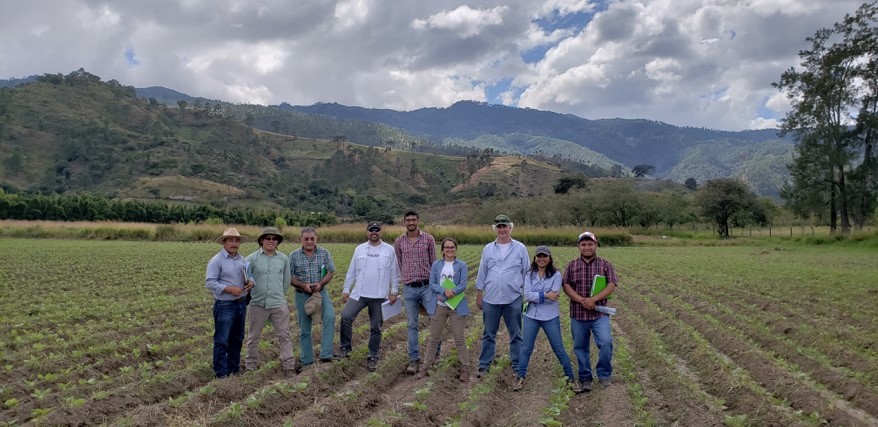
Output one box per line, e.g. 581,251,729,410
319,357,336,363
293,359,304,374
475,367,488,379
599,378,612,387
366,357,378,372
336,350,350,359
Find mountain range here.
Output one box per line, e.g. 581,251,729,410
0,72,792,220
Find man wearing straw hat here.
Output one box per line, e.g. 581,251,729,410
245,227,300,376
205,228,254,378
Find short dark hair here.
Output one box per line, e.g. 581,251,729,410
404,210,419,219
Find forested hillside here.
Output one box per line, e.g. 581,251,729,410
0,71,578,222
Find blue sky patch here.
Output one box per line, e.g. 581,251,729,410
125,47,140,66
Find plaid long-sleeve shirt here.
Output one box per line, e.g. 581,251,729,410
562,256,618,321
394,231,436,284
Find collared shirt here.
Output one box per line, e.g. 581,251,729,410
344,241,400,300
475,239,529,305
562,255,618,321
523,270,562,321
394,230,436,284
246,248,292,309
289,246,337,284
205,249,250,301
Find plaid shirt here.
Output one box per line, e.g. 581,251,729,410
289,246,336,284
394,230,436,284
562,256,618,321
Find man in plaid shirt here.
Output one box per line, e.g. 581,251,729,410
562,231,617,393
394,210,437,374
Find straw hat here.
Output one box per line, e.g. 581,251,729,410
216,228,247,244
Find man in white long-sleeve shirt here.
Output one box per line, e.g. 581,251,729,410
339,221,400,372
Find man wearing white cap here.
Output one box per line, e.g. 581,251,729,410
205,228,254,378
562,231,618,392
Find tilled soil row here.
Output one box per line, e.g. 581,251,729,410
658,280,878,418
622,289,809,426
92,312,403,426
609,301,726,426
687,279,878,381
233,321,414,427
635,284,873,426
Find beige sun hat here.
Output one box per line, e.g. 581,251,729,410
216,227,247,244
304,292,323,323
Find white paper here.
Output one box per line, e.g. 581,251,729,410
381,299,403,321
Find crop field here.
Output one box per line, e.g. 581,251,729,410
0,239,876,426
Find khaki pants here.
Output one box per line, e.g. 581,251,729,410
422,305,469,374
245,304,296,371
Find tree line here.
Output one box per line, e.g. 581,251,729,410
0,191,337,227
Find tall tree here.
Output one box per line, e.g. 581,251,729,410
775,1,878,235
696,178,757,238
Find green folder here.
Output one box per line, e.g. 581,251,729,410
441,278,465,310
590,275,613,300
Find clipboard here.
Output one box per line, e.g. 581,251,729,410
381,298,403,321
441,278,465,310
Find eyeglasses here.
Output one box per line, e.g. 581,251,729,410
263,236,279,241
442,246,456,250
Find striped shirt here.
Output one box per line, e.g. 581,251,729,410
394,230,436,284
562,256,618,321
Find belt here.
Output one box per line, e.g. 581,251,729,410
406,280,429,288
295,288,308,294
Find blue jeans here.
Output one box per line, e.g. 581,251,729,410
213,299,247,378
478,297,522,372
571,316,613,382
518,316,574,380
294,289,336,364
404,285,433,362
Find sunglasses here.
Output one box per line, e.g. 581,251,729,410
263,236,279,241
367,228,381,232
536,254,549,258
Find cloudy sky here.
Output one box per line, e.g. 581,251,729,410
0,0,867,131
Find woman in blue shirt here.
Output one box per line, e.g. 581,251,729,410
418,237,471,382
514,246,575,391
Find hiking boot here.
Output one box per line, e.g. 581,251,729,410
512,376,524,391
578,379,593,392
416,367,428,379
293,359,303,374
319,357,336,363
336,349,350,359
406,360,419,375
475,367,488,379
459,367,471,383
599,378,612,388
283,368,298,379
366,357,378,372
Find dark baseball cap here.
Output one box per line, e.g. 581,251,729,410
367,221,382,232
494,214,511,225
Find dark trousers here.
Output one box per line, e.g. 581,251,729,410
340,296,385,359
213,299,247,378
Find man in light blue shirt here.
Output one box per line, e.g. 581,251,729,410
205,228,254,378
475,214,529,378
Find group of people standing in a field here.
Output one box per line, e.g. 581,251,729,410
205,211,617,394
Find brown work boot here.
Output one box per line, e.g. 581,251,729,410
406,360,419,375
458,367,471,383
